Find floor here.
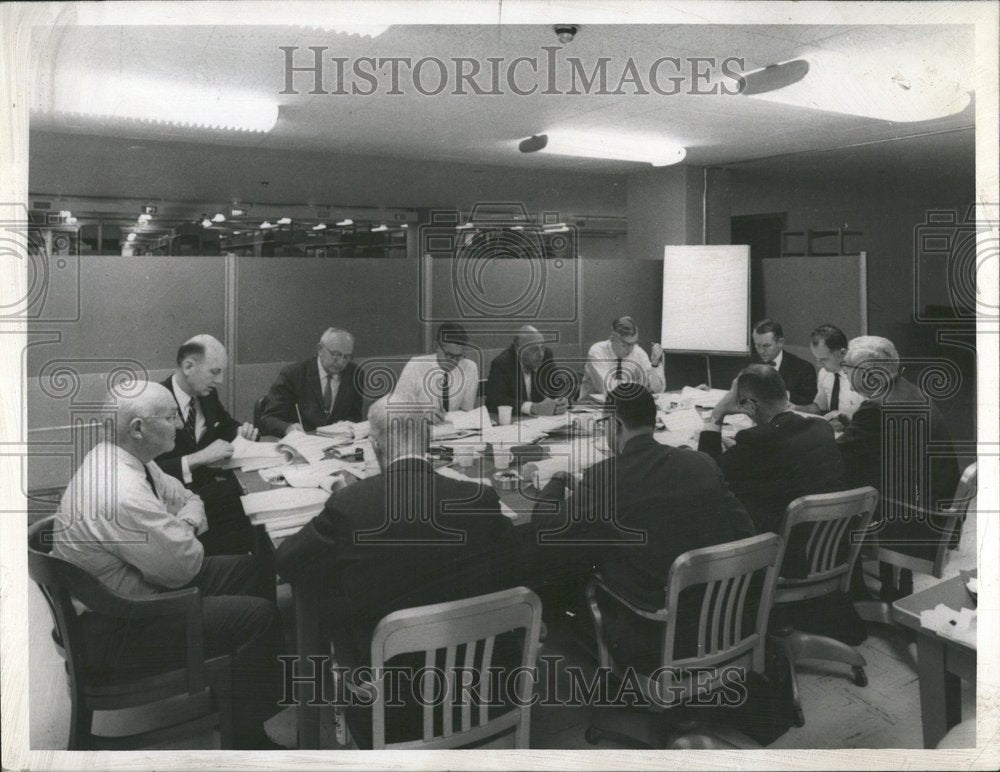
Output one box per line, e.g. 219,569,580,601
28,502,977,751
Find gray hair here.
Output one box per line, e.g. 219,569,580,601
846,335,900,377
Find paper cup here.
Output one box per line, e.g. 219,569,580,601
498,405,513,425
493,447,512,470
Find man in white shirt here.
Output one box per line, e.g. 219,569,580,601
53,382,282,748
581,315,665,400
393,322,479,417
800,324,865,426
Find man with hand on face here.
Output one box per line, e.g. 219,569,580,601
580,315,666,400
157,334,261,556
485,325,570,417
798,324,865,429
259,327,366,436
750,318,817,407
393,322,479,422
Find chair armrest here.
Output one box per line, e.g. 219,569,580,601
590,574,670,622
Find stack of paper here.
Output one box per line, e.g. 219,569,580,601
482,423,546,446
240,487,329,532
679,386,731,407
276,430,340,464
214,436,289,471
283,458,359,488
316,420,371,441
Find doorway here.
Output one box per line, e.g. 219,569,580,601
731,212,788,326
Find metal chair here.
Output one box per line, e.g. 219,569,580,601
28,517,234,750
343,586,543,749
855,463,977,625
768,486,879,726
584,533,783,749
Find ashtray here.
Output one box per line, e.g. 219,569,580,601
492,470,521,491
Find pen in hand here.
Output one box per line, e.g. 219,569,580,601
295,403,304,431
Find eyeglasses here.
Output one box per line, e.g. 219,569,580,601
143,409,182,422
320,345,352,361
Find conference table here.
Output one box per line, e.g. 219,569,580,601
892,573,977,749
232,393,734,748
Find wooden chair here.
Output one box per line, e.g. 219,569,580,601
769,486,879,727
584,533,783,749
855,463,977,625
28,517,234,750
342,586,542,749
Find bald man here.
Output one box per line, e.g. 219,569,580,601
53,382,282,749
156,334,260,555
258,327,367,436
485,326,570,416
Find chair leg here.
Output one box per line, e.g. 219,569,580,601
785,631,866,670
211,664,234,749
67,698,93,751
772,637,805,727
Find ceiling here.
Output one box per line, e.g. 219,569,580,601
29,22,977,173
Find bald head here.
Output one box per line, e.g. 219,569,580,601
317,327,355,376
515,325,546,371
114,381,181,461
176,334,228,396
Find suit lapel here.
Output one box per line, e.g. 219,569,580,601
330,361,355,419
306,358,327,419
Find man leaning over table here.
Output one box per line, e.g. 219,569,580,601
485,324,570,417
393,322,479,420
580,315,665,401
156,334,260,556
797,323,865,429
258,326,366,436
53,382,283,749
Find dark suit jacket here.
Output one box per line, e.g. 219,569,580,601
156,376,240,488
276,457,518,667
698,412,845,535
484,344,562,413
259,358,366,436
751,349,817,406
837,376,961,561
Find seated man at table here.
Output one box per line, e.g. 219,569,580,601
534,384,754,668
485,325,571,417
798,324,865,426
837,335,961,598
258,327,366,436
750,318,817,406
276,397,520,746
156,334,261,556
580,316,665,401
698,364,845,576
53,382,283,749
393,322,478,417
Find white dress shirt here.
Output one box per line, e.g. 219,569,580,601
581,339,665,399
393,354,479,411
814,367,865,417
53,442,207,598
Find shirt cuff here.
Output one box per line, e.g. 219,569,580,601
521,401,533,416
181,456,194,485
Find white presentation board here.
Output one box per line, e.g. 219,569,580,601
661,244,750,355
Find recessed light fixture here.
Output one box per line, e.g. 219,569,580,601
519,131,686,166
276,217,292,225
212,213,226,223
201,219,212,228
313,223,328,230
336,219,353,227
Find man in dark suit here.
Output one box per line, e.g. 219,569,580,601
837,335,961,598
751,318,817,406
485,325,571,416
157,334,261,556
258,327,366,436
533,384,754,669
698,364,845,576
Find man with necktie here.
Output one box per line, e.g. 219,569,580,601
750,318,817,406
393,322,479,418
485,325,571,416
156,334,260,555
800,324,865,428
53,382,283,749
258,327,367,435
580,315,666,400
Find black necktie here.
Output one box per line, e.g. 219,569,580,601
830,372,841,412
614,358,623,379
768,360,777,368
441,370,450,411
322,374,333,415
183,401,197,442
143,465,159,500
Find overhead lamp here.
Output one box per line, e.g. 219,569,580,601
519,131,686,166
126,232,137,242
276,217,292,225
371,224,388,232
312,223,328,230
201,219,212,228
65,216,78,225
260,221,273,229
58,210,71,218
743,47,971,122
212,213,226,223
52,72,280,133
137,213,152,223
336,218,353,227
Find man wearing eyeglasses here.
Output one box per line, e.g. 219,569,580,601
394,322,479,418
580,315,665,401
259,327,366,436
485,325,571,417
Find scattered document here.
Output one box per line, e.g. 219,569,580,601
445,406,493,431
657,408,705,437
316,420,370,441
214,436,289,470
920,603,976,648
283,458,358,488
276,430,340,464
240,487,328,523
680,386,730,407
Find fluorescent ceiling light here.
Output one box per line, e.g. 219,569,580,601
745,49,971,122
51,72,279,133
212,213,226,223
126,233,137,242
276,217,292,225
522,131,686,166
260,221,273,229
336,219,353,227
371,224,388,232
312,223,327,231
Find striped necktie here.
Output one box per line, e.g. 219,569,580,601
183,401,197,442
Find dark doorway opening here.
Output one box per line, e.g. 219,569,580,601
731,212,788,325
